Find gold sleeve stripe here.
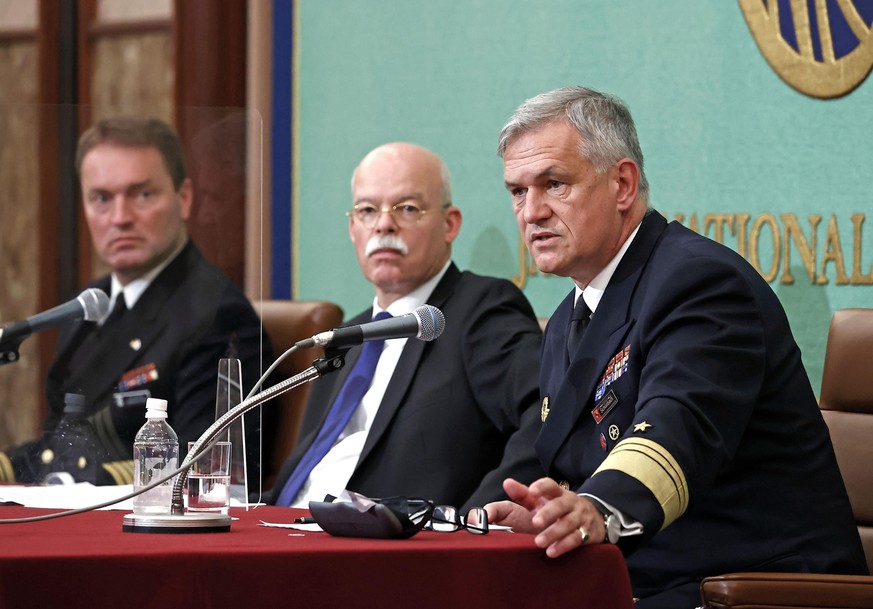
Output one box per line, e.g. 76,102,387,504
92,409,128,460
102,460,134,485
593,437,689,529
0,452,14,482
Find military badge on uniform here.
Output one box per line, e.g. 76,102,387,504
591,389,618,423
633,421,653,433
540,396,550,422
608,424,620,441
595,345,631,401
118,362,159,391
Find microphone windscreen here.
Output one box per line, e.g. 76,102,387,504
414,305,445,341
80,288,110,321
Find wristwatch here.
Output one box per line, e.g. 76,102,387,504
587,497,621,544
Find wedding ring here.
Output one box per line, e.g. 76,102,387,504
579,526,589,544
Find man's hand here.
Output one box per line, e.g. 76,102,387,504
485,477,607,557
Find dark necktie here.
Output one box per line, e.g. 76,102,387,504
103,293,127,329
275,311,392,506
566,295,591,363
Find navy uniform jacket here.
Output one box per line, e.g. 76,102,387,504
0,241,272,485
268,263,544,509
538,211,867,608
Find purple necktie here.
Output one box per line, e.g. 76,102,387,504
276,312,391,506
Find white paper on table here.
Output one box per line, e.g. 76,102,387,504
258,520,323,532
0,482,249,511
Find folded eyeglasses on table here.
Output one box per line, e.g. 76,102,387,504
309,494,489,539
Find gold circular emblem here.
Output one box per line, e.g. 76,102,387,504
40,449,55,465
540,396,550,422
608,424,620,441
77,456,88,470
740,0,873,98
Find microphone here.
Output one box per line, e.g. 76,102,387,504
0,288,110,347
297,305,445,349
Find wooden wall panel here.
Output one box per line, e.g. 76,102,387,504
0,39,42,447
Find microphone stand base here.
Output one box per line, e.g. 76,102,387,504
122,511,232,534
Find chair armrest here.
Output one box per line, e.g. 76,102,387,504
700,572,873,608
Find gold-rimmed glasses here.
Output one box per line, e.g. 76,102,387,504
345,202,444,228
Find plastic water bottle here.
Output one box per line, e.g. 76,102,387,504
40,392,103,484
132,398,179,515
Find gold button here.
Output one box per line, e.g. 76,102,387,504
559,480,570,490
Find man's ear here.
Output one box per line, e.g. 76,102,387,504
178,178,195,220
444,205,463,244
612,159,640,211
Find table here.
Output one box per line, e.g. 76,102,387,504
0,504,635,609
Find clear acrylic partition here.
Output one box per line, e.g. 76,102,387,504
215,358,248,505
0,102,269,502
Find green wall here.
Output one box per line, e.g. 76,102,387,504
292,1,873,393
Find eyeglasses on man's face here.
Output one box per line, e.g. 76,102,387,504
425,505,489,535
345,202,442,229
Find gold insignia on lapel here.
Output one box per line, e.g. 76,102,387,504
633,421,653,433
608,424,620,441
129,338,142,351
540,396,550,422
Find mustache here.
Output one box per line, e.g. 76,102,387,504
365,234,409,257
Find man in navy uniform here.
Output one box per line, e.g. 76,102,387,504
485,86,867,608
0,117,270,486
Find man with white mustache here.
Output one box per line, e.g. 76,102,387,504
268,142,545,509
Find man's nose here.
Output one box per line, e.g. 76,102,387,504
522,189,551,224
109,197,135,224
374,207,399,231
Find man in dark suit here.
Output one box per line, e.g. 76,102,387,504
268,142,543,509
0,117,270,486
485,87,867,608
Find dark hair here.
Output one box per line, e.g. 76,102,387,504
75,117,187,189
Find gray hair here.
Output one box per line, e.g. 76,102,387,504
436,159,453,207
497,86,649,195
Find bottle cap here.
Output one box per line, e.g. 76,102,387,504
63,393,86,415
144,397,169,419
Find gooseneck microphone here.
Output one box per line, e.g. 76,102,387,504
296,304,446,350
0,288,110,348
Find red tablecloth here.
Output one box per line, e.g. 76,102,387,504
0,504,634,609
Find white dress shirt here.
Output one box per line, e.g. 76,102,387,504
290,261,451,507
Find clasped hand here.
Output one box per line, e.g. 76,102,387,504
484,477,606,558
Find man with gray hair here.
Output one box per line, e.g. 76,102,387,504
485,87,866,607
268,141,544,509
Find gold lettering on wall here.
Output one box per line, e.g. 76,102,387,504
781,214,820,284
749,213,780,283
820,215,850,285
513,212,871,289
851,214,873,284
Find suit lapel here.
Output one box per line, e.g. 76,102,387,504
53,277,111,365
60,243,197,403
536,211,668,472
355,264,460,466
